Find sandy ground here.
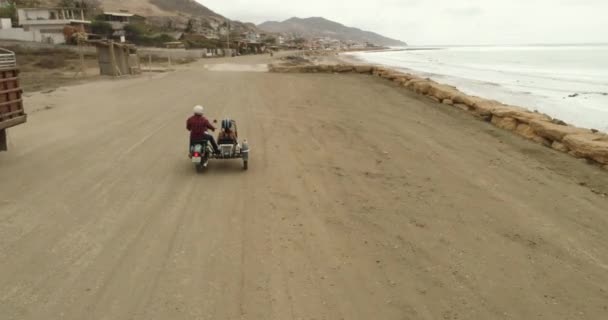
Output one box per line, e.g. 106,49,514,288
1,54,608,320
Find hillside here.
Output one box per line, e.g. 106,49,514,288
259,17,406,46
39,0,256,33
37,0,219,17
99,0,222,18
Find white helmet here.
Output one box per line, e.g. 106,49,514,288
193,105,204,115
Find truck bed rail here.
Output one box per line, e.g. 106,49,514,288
0,48,25,132
0,48,16,70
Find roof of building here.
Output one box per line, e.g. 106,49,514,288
167,32,184,40
18,7,85,11
103,12,135,17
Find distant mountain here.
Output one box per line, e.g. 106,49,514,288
259,17,406,46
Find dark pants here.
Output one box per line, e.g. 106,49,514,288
190,133,219,153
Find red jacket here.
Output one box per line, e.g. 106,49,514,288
187,115,215,141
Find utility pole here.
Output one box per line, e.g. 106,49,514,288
226,22,230,57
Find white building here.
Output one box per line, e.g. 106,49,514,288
16,7,90,44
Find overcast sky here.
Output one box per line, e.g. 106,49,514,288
199,0,608,45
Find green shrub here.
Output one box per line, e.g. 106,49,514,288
123,24,177,47
91,21,113,37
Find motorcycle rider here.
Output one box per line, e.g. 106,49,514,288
187,105,220,155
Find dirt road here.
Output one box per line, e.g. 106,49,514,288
1,55,608,320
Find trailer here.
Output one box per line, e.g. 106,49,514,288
0,48,26,151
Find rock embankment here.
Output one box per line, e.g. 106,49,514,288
269,63,608,170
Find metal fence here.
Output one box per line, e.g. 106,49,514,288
0,48,16,70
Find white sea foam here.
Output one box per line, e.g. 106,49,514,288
349,45,608,132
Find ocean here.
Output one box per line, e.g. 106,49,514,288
348,45,608,132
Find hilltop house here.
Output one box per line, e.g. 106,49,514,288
16,7,90,44
101,11,146,36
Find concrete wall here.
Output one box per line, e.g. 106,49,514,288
138,48,207,59
27,25,65,44
137,48,232,60
96,46,113,76
95,45,139,76
0,28,42,42
0,24,65,44
114,48,129,75
0,19,12,30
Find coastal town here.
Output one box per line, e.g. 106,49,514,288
0,1,384,56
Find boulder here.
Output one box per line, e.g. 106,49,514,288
536,136,552,147
393,77,409,85
442,99,454,106
372,68,384,76
300,65,319,73
454,103,470,111
355,65,373,74
492,106,551,124
427,83,459,101
269,65,300,73
268,64,284,72
452,93,480,107
551,141,570,153
491,116,518,131
569,151,584,159
403,78,425,89
333,64,354,73
529,120,590,142
378,70,391,77
471,99,502,117
378,71,393,78
317,64,332,73
410,80,433,95
382,71,408,81
562,133,608,164
429,96,440,103
513,123,552,146
515,123,539,140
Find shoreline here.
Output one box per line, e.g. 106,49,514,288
269,54,608,171
341,49,608,133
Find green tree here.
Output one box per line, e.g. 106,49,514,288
1,1,41,25
11,0,42,6
185,19,195,33
58,0,100,9
90,20,113,38
58,0,102,18
0,5,16,25
124,23,146,43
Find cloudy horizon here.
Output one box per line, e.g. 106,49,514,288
199,0,608,46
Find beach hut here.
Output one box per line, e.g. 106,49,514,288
89,40,141,76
